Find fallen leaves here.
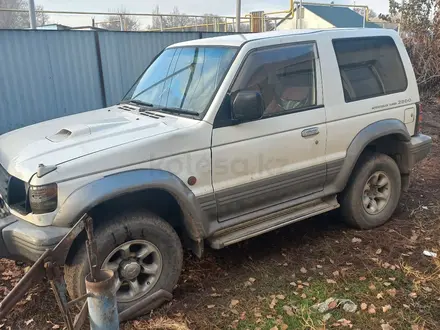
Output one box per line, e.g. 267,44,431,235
326,279,337,284
24,319,34,326
230,299,240,307
282,305,295,316
410,230,419,242
332,318,353,328
368,304,376,314
300,267,307,274
328,300,338,310
423,286,433,293
408,292,418,299
382,262,391,269
351,237,362,243
387,288,397,297
382,304,392,313
360,302,368,310
269,297,277,309
46,321,61,329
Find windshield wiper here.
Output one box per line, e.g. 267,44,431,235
121,100,198,116
123,99,154,107
157,107,199,116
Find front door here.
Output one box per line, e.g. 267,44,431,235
211,42,327,222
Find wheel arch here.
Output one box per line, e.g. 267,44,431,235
332,119,411,193
54,169,208,263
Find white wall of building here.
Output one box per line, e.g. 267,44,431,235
277,8,334,30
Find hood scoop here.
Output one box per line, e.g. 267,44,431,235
45,117,132,143
46,125,91,142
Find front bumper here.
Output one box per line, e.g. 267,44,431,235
0,213,70,262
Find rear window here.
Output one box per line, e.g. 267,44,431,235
333,36,408,103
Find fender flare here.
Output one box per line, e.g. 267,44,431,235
331,119,411,192
53,169,208,241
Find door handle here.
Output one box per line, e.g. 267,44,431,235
301,127,320,138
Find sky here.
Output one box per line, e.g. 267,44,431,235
35,0,390,27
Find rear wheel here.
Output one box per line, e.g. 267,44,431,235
340,152,401,229
64,210,183,315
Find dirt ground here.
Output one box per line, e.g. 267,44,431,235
1,108,439,330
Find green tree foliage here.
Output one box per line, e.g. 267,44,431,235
382,0,440,99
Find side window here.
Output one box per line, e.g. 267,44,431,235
333,37,408,103
231,43,318,116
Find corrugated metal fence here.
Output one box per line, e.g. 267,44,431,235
0,30,234,134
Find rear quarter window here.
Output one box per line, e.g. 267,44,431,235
332,36,408,103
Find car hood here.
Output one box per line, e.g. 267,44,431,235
0,105,196,181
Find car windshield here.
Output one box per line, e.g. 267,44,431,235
123,46,237,116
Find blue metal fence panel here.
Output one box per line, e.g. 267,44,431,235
0,30,235,134
0,30,103,134
98,31,200,106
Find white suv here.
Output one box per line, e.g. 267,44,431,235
0,28,432,314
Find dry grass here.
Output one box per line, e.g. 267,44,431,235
128,316,190,330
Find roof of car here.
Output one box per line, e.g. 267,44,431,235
169,28,392,48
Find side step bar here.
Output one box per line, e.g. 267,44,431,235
208,196,339,249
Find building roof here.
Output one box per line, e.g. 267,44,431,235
36,24,72,30
303,4,381,29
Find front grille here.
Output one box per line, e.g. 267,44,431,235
0,164,28,214
0,164,10,203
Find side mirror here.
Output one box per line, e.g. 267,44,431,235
232,91,264,122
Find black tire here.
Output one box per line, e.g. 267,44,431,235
64,210,183,315
340,152,401,229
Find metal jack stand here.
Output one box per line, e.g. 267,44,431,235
0,215,118,329
0,215,89,329
45,216,120,330
0,214,173,328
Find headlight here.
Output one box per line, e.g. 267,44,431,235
29,183,58,214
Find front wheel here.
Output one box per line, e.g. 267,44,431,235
64,210,183,315
340,152,402,229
